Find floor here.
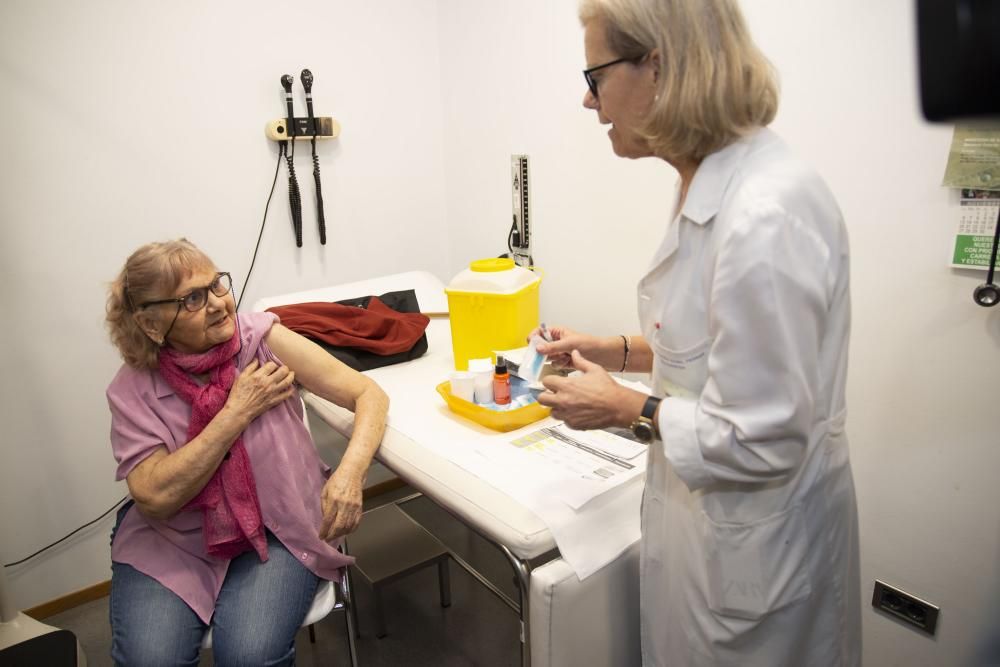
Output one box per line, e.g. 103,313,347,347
46,486,523,667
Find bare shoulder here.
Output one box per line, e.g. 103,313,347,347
262,322,319,369
263,321,297,350
263,322,369,401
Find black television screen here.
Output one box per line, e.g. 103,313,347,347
918,0,1000,121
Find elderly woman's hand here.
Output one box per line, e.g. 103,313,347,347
318,467,364,541
224,360,297,422
537,350,644,430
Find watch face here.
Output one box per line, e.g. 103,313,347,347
632,420,655,443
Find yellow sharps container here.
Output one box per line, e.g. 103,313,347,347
444,258,541,370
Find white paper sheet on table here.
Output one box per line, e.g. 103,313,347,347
509,424,646,509
361,320,647,579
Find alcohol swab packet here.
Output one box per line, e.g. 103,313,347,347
516,334,547,384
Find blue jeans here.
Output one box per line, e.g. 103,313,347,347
109,504,319,667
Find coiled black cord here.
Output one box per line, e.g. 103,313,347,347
312,137,327,245
283,141,303,248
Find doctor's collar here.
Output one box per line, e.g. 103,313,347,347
678,129,761,225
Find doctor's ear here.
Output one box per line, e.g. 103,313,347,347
648,49,661,82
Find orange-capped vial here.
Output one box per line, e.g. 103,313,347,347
494,356,511,405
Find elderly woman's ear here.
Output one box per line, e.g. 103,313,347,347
134,311,165,346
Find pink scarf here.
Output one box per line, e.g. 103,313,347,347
158,326,268,562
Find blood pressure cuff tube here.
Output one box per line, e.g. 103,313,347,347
266,289,429,371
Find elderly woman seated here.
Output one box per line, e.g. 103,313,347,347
104,239,388,666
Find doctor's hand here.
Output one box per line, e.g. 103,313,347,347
537,350,644,430
532,326,624,372
318,467,364,541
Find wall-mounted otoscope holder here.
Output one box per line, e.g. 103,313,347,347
265,117,341,142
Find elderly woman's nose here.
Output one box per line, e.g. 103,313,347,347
583,89,598,110
206,289,226,310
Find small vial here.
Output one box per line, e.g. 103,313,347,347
493,355,511,405
469,358,494,404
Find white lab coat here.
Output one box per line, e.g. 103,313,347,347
638,128,861,666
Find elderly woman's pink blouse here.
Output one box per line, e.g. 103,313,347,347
106,312,351,623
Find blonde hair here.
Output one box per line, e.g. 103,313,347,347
579,0,779,163
106,239,215,369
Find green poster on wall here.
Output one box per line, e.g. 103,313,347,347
951,189,999,270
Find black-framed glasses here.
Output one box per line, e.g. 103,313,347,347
139,272,233,312
583,54,646,98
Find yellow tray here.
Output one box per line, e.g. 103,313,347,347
435,381,551,432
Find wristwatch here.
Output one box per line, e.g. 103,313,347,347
630,395,662,443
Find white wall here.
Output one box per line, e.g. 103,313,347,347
0,0,449,609
742,3,1000,663
435,0,672,336
3,0,999,664
436,0,1000,664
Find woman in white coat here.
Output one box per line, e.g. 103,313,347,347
535,1,861,664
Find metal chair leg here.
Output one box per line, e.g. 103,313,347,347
341,574,359,667
438,557,452,608
346,567,361,639
339,541,360,667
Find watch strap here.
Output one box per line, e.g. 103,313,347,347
641,395,661,421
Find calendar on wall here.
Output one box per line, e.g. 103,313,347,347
952,189,1000,269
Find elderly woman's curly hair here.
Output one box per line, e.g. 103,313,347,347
106,239,215,369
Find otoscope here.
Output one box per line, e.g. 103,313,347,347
300,69,327,245
280,74,304,247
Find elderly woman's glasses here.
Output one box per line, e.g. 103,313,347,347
583,55,647,98
139,272,233,313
